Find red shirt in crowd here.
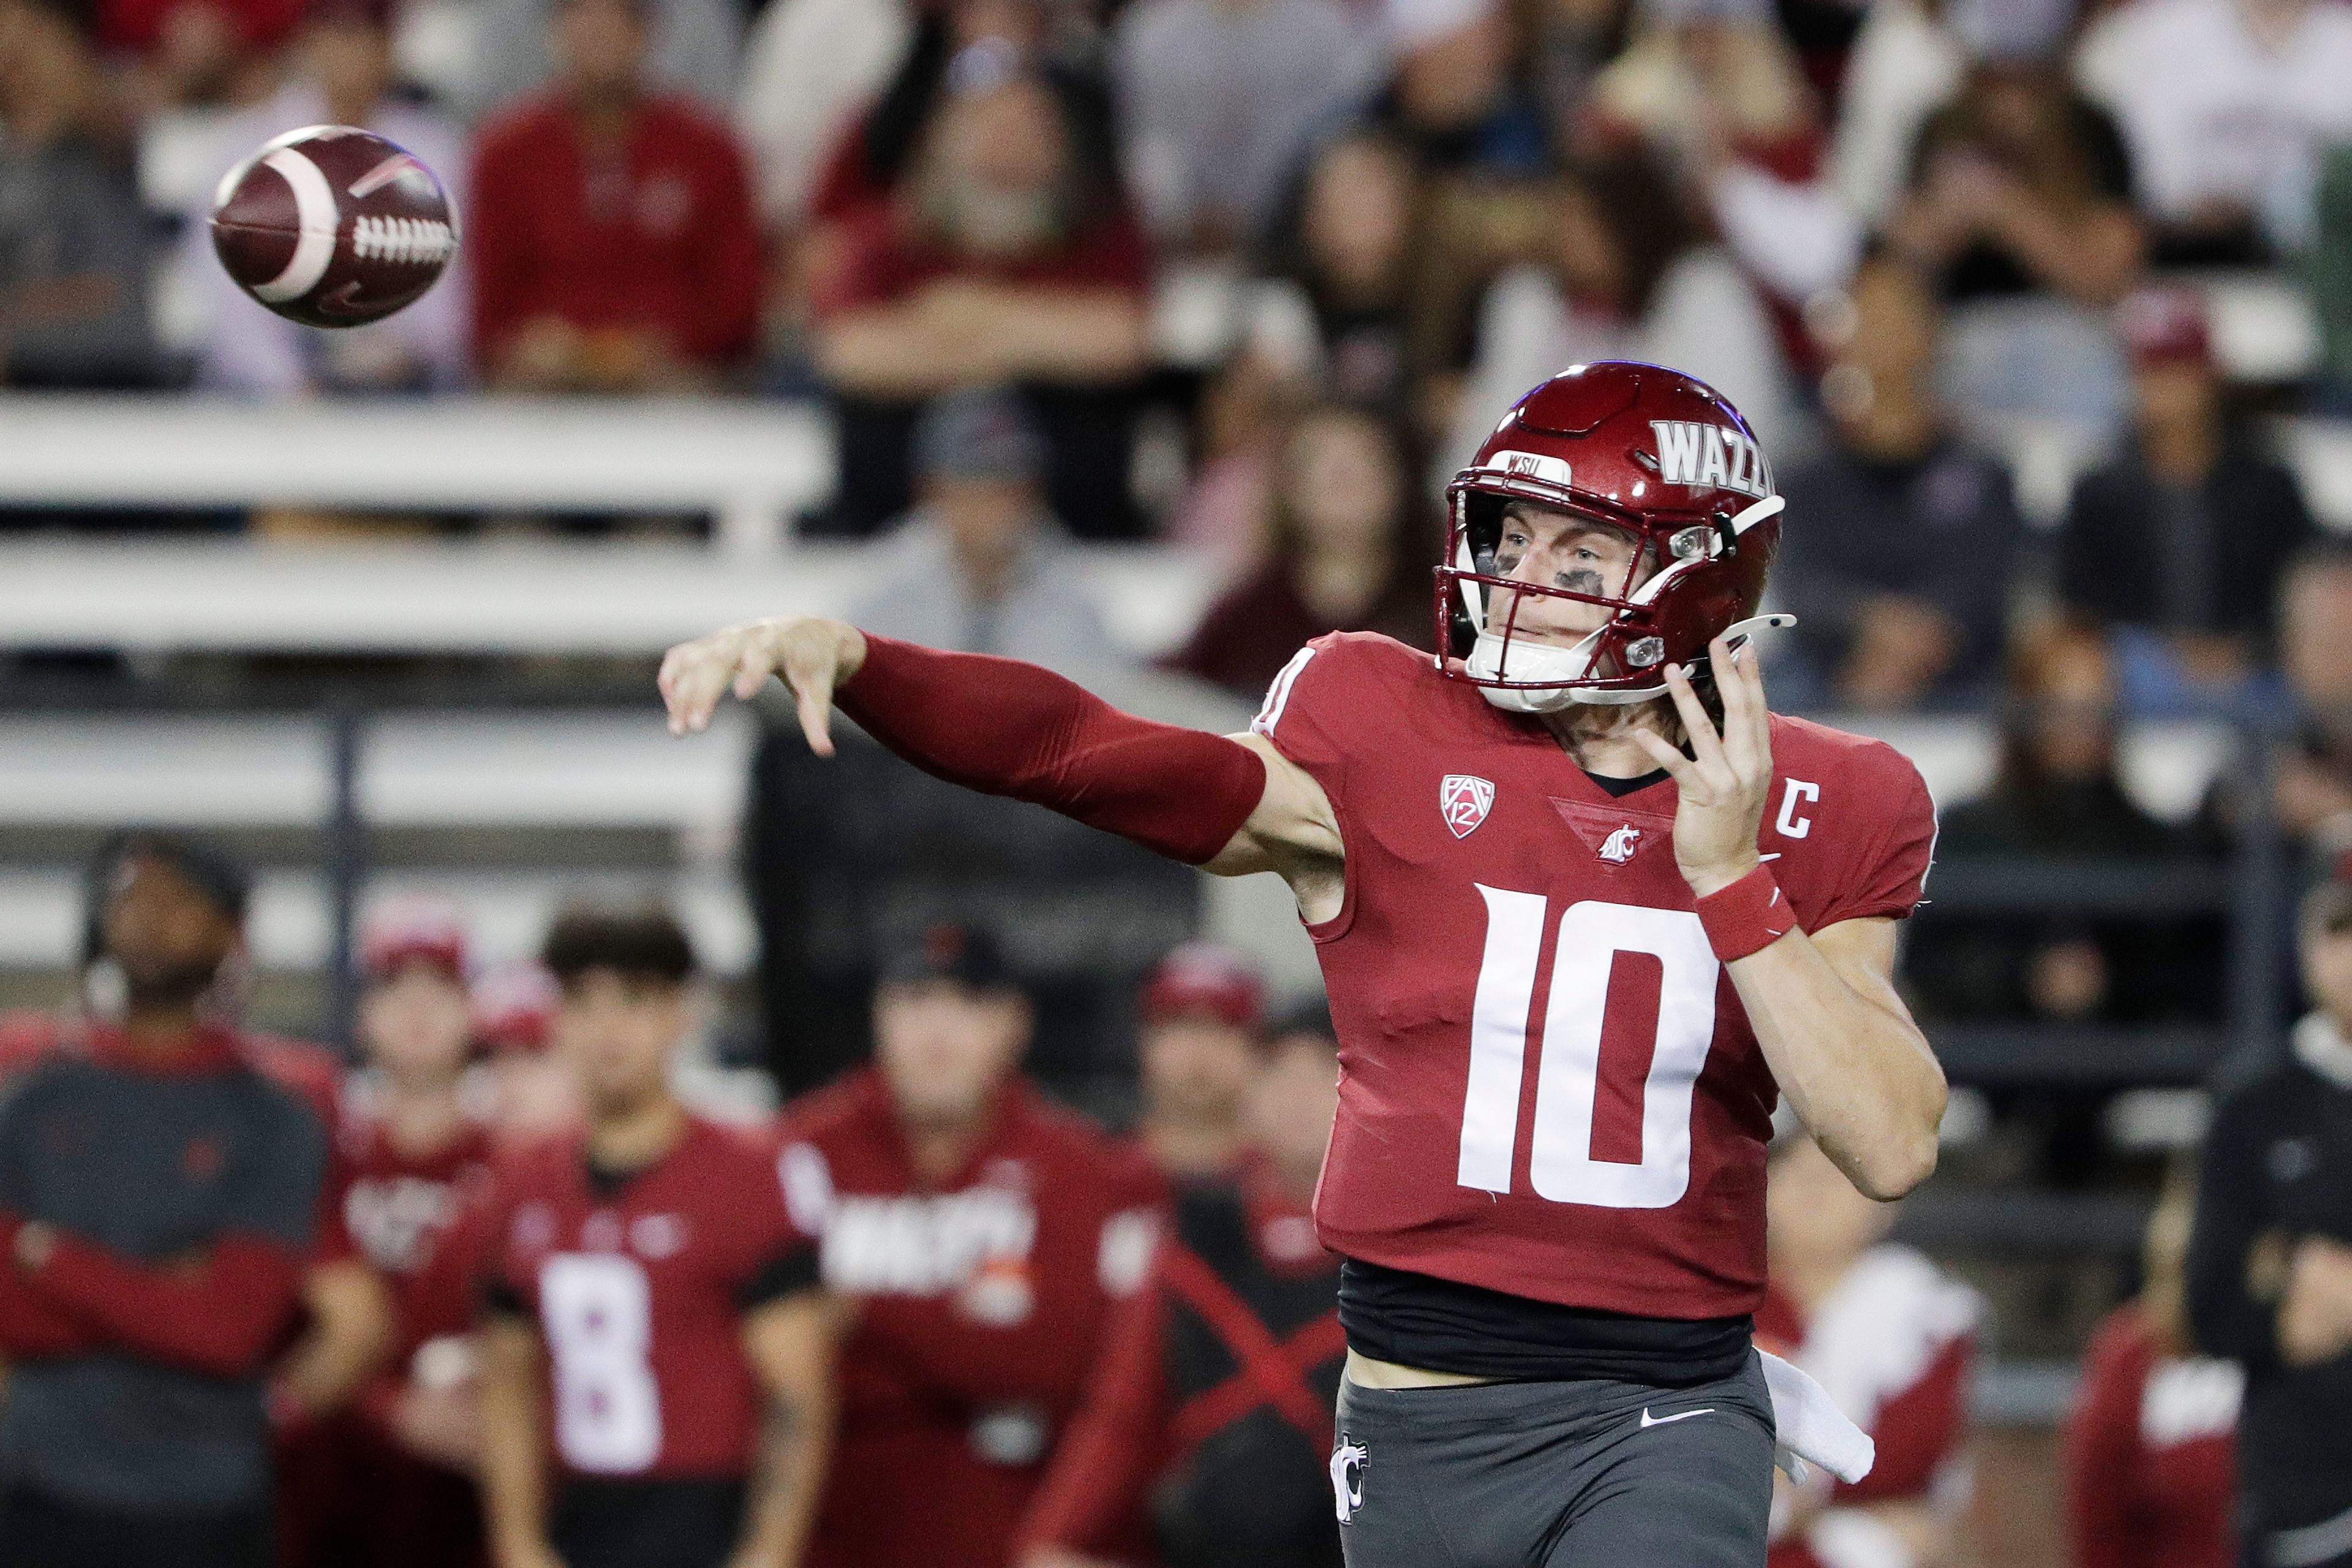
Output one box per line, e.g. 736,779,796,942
1757,1245,1980,1568
775,1069,1165,1568
2065,1301,2241,1568
809,197,1151,322
466,95,762,372
98,0,303,53
475,1116,815,1480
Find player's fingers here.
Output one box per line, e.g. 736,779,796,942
1709,637,1760,774
731,639,778,703
1629,725,1695,782
1737,636,1773,775
1664,663,1727,773
662,637,728,736
782,644,839,759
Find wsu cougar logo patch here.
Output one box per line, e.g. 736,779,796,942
1330,1436,1368,1521
1441,775,1495,838
1599,824,1642,864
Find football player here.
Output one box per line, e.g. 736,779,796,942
474,908,838,1568
660,362,1944,1567
276,900,497,1568
775,922,1166,1568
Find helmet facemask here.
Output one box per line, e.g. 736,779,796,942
1436,485,1789,713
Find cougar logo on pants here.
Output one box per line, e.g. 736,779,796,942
1330,1436,1368,1521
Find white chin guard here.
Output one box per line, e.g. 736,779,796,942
1466,615,1798,714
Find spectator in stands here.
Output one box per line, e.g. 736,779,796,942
0,834,328,1568
2060,288,2315,713
846,386,1129,684
1906,621,2223,1030
2186,864,2352,1568
1888,58,2142,427
2066,1163,2241,1568
1164,403,1433,699
810,56,1152,536
777,921,1166,1568
2075,0,2352,262
1110,0,1371,253
1131,943,1265,1180
476,905,837,1568
468,0,761,392
1445,145,1795,479
102,0,298,107
1759,1134,1980,1568
1246,132,1422,418
469,0,737,123
187,0,470,396
1365,0,1546,177
2268,549,2352,853
1016,1013,1344,1568
276,900,492,1568
0,0,163,391
1774,252,2019,708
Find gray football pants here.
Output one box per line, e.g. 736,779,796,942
1331,1351,1776,1568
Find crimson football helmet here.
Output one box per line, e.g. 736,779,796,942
1437,361,1792,712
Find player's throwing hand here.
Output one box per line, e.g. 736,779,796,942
1630,633,1774,899
658,616,867,753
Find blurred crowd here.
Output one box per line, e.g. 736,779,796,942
7,0,2352,705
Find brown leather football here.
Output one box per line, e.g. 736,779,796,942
210,124,457,329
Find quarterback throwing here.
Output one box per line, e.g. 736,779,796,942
660,363,1945,1567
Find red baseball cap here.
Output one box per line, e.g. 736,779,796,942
1139,943,1265,1032
2117,287,2212,368
472,960,560,1054
360,897,468,983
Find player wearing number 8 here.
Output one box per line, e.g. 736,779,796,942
473,909,840,1568
656,361,1948,1568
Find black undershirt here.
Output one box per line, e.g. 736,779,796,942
1338,765,1743,1387
1338,1259,1753,1387
1585,767,1671,797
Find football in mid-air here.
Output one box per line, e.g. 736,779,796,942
211,124,457,328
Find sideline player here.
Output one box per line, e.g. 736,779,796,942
776,922,1166,1568
474,908,839,1568
660,362,1945,1566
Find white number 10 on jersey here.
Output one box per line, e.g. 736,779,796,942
1460,889,1720,1208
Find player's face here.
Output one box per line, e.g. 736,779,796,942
359,963,473,1089
873,981,1030,1131
1139,1016,1257,1125
1765,1136,1895,1272
100,855,239,1010
1486,503,1647,647
2300,918,2352,1029
551,0,644,96
1248,1033,1340,1180
552,969,690,1118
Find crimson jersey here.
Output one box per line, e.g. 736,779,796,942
477,1117,816,1479
1253,633,1937,1318
1756,1246,1980,1568
2065,1302,2240,1568
775,1070,1166,1568
325,1081,497,1352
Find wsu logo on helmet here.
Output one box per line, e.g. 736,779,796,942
1649,420,1773,499
1440,775,1495,839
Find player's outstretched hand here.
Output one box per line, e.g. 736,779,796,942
1630,633,1773,897
658,617,867,755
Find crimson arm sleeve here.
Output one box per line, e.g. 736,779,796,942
30,1231,306,1379
835,635,1268,866
1016,1274,1172,1558
0,1212,96,1359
